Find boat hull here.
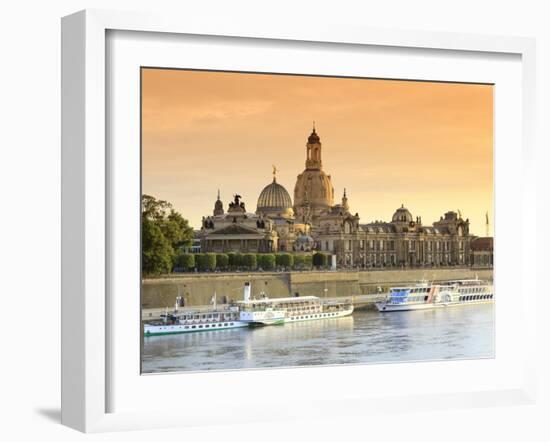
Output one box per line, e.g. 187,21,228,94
247,318,285,326
284,307,354,322
144,320,248,336
376,299,493,312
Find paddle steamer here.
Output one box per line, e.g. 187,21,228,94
144,282,353,336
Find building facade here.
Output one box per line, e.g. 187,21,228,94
469,237,494,268
199,127,490,269
199,193,277,253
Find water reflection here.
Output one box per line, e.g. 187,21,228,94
142,304,494,374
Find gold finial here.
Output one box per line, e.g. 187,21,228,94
312,120,316,131
272,164,277,181
458,209,462,218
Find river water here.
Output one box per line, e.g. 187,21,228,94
141,304,494,374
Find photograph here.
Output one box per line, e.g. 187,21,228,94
140,68,494,374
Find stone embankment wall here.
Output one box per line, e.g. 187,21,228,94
142,268,493,308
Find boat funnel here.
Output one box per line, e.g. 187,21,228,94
243,282,251,302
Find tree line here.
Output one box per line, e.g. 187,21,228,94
142,194,332,276
175,251,331,272
142,194,194,275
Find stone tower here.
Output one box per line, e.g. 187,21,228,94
213,189,224,216
294,125,335,223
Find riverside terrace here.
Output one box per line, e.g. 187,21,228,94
141,267,493,310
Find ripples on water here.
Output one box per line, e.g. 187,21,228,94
141,304,494,374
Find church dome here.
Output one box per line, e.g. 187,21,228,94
256,178,294,218
392,204,413,223
294,169,334,214
294,127,334,221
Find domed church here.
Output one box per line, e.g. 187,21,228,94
198,126,480,269
255,167,299,252
293,126,335,223
256,167,294,220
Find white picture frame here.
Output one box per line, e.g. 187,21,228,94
61,9,537,433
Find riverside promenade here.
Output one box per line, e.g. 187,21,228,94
142,293,384,321
142,267,493,311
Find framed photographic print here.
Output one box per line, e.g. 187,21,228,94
61,9,537,433
140,68,495,374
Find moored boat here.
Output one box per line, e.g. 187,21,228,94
376,278,494,312
143,308,248,336
236,282,354,323
144,282,354,336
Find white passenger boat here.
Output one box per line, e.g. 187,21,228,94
235,281,286,325
143,308,248,336
375,279,494,312
237,282,354,323
144,282,354,336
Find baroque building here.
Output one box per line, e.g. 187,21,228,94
293,126,335,223
198,127,490,269
199,193,277,253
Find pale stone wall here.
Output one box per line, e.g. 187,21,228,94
142,273,290,308
142,268,493,308
356,268,493,294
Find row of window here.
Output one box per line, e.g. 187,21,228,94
188,322,234,329
290,312,339,320
458,287,487,294
154,322,235,331
407,296,428,303
179,314,238,321
460,294,493,301
325,240,466,253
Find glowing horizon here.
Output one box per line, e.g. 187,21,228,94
142,69,493,236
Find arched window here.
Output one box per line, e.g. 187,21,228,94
344,221,352,234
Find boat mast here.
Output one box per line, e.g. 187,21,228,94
211,291,217,310
243,282,251,302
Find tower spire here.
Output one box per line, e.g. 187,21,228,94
305,125,322,170
342,188,349,211
213,189,224,216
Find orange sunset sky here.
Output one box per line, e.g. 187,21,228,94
142,68,493,236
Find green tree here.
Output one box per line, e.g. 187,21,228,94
216,253,229,270
257,253,276,270
293,254,306,270
204,253,217,271
177,253,195,271
232,253,244,268
276,253,294,269
162,210,194,250
194,253,205,270
242,253,257,270
141,194,194,274
195,253,216,271
313,252,329,268
142,218,173,275
303,254,313,270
